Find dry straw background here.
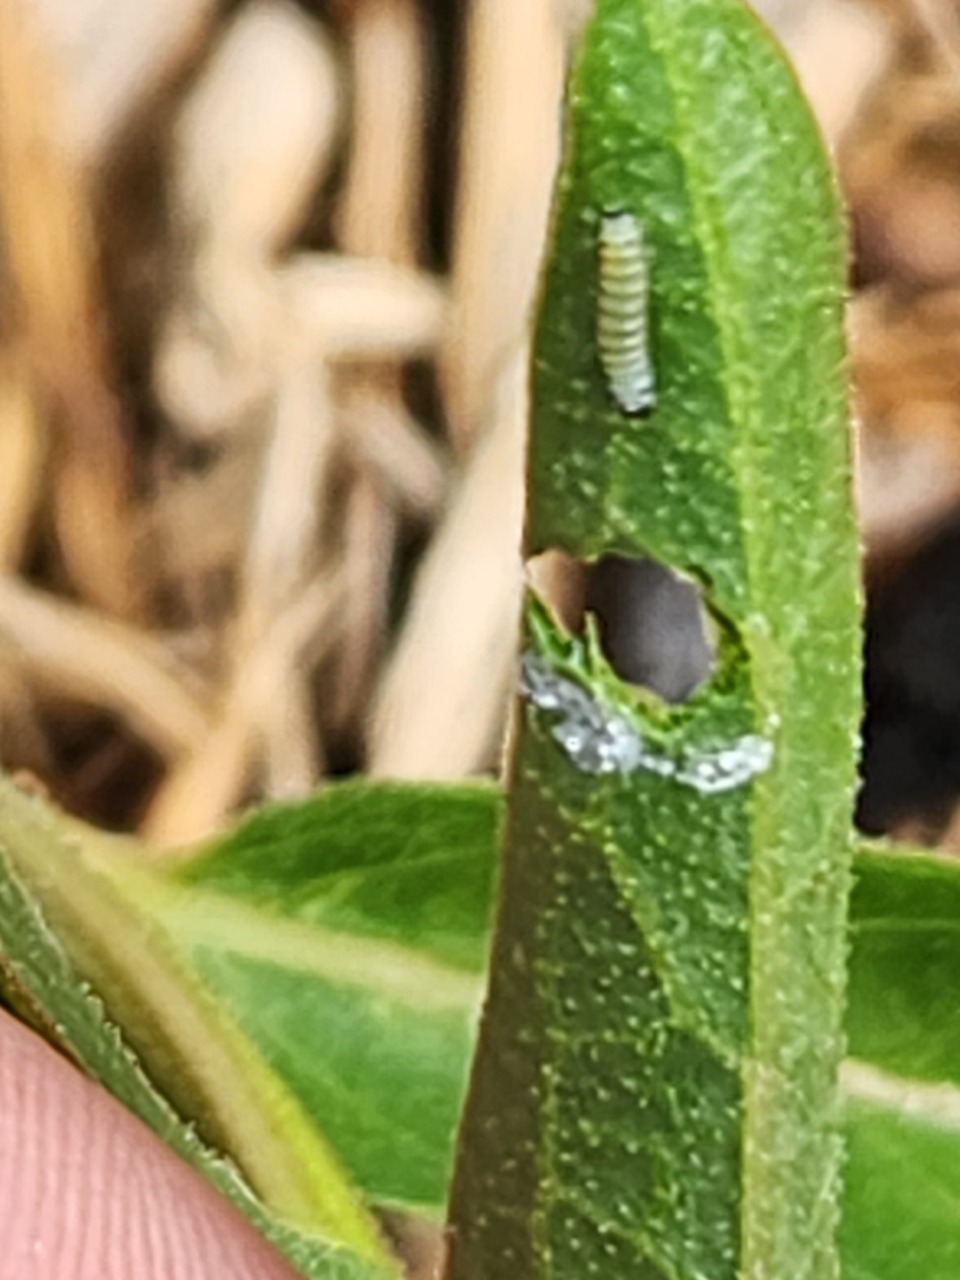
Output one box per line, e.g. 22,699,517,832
0,0,958,848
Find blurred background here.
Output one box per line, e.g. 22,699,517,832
0,0,956,849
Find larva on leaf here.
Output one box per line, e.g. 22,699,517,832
596,211,656,415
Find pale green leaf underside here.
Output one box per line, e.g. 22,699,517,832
0,776,389,1280
154,782,499,1214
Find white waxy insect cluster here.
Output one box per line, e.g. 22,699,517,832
519,653,774,794
519,653,644,776
596,212,656,416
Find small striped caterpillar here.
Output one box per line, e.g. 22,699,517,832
596,211,656,415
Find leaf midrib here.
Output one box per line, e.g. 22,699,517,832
840,1059,960,1132
152,888,484,1015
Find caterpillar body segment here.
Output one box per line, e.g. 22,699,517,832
596,211,656,415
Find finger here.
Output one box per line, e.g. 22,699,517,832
0,1008,303,1279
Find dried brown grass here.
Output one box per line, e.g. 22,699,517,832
0,0,957,854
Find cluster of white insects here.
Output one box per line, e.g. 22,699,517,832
596,211,656,416
519,654,774,794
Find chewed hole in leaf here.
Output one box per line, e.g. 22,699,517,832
526,552,716,704
523,554,770,791
584,556,715,703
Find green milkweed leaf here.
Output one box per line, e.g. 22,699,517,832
447,0,862,1276
150,782,500,1214
840,842,960,1280
150,785,960,1279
